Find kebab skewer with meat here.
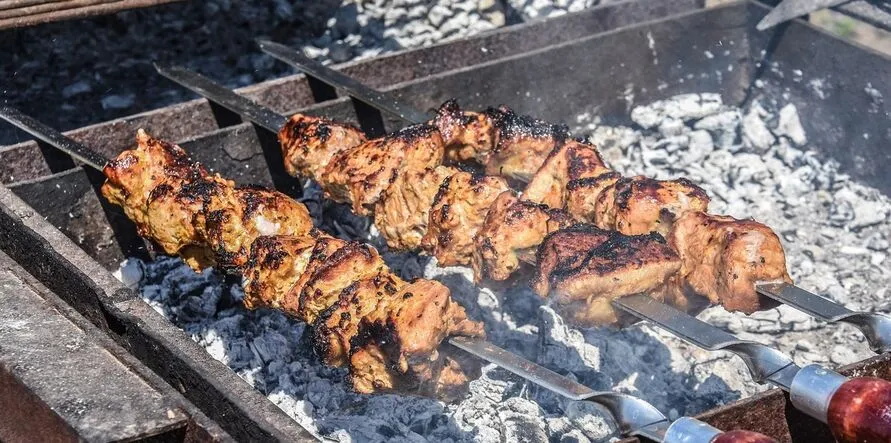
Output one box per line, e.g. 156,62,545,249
278,101,791,325
101,129,484,400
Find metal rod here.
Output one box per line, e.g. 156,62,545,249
256,39,431,124
154,64,288,133
0,106,107,171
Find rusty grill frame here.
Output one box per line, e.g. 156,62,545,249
2,1,890,441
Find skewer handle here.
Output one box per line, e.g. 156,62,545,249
789,364,891,443
661,417,777,443
827,377,891,443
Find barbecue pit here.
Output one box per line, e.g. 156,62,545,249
2,1,891,442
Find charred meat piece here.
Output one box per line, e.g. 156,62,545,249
348,279,484,400
534,225,682,326
669,212,791,313
433,99,497,165
565,172,622,223
374,166,457,250
102,130,485,401
422,171,510,266
591,176,710,237
320,124,444,215
278,114,367,178
473,192,574,281
524,139,611,208
484,105,569,182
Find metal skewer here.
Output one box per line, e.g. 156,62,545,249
1,105,779,443
613,294,891,443
155,60,891,356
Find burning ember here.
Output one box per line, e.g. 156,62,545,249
113,92,891,442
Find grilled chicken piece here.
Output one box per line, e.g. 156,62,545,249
472,192,574,281
278,114,367,178
524,139,611,208
374,166,457,250
484,106,569,182
533,224,682,326
348,279,484,400
320,124,445,215
422,171,510,266
588,176,710,237
433,99,497,165
669,212,790,313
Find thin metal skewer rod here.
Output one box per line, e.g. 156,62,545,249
256,39,431,124
0,106,107,171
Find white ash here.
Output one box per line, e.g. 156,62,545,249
121,93,891,442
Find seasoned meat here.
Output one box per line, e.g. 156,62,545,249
104,130,485,401
348,279,484,400
565,172,622,223
472,192,574,281
421,171,510,266
374,166,457,250
483,105,569,182
312,272,406,366
524,139,611,208
243,234,318,313
669,212,790,313
320,124,444,215
591,176,710,237
278,114,367,178
533,225,682,326
433,99,497,165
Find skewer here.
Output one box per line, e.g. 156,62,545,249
614,294,891,443
153,59,891,356
0,104,778,443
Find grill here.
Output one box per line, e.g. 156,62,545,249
2,1,891,442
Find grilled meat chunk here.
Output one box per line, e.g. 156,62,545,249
473,192,574,281
104,130,484,401
422,171,511,266
588,176,710,237
565,172,622,223
533,225,682,326
320,124,444,215
374,166,457,250
524,139,611,208
433,99,497,165
669,212,790,313
348,279,484,400
484,106,569,182
279,114,367,178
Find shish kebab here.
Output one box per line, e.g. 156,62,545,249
256,38,891,353
159,60,891,347
0,107,780,443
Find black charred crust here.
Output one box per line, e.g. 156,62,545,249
566,172,622,191
204,209,229,240
389,123,438,142
548,229,675,281
148,183,174,203
675,177,710,201
250,236,288,270
349,320,401,361
484,105,569,142
439,203,451,220
176,177,224,204
106,153,138,172
436,98,461,118
432,174,454,207
566,145,605,178
237,188,267,221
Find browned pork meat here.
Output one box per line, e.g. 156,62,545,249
104,130,484,401
669,212,791,313
278,114,367,178
320,124,444,215
524,139,611,208
374,166,457,250
421,171,511,266
472,192,574,281
533,225,683,326
433,99,497,165
484,106,569,182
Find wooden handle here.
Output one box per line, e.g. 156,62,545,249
710,430,777,443
827,377,891,443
